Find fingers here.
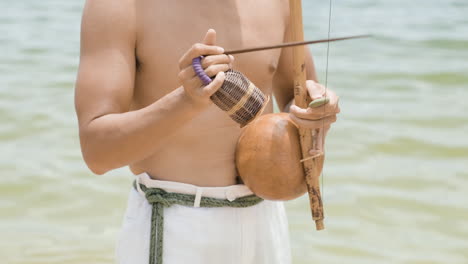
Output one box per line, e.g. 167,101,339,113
178,62,230,84
324,90,341,114
306,80,341,113
178,29,231,108
182,71,226,100
203,28,217,45
178,55,233,80
201,54,234,68
179,43,225,69
290,104,338,120
306,80,326,100
202,71,226,97
292,81,340,120
308,125,331,155
289,113,337,130
334,96,341,114
179,29,231,69
301,79,338,155
204,64,230,77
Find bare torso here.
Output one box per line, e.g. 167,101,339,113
129,0,288,186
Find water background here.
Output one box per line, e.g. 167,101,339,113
1,0,467,263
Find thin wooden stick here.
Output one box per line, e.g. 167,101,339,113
300,153,323,163
224,35,369,55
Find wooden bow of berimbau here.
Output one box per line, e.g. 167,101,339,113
223,0,365,230
289,0,329,231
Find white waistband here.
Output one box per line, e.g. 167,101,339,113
135,173,255,206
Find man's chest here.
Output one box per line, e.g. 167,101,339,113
134,0,288,96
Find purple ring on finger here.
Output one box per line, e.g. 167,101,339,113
192,56,212,86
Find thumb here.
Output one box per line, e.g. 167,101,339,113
306,80,325,100
203,29,217,46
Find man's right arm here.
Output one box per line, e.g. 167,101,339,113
75,0,228,175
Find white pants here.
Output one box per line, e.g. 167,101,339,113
115,173,291,264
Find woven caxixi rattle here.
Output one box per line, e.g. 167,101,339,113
192,56,269,127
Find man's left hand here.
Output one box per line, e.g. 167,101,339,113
289,80,340,154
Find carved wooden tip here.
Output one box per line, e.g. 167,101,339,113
315,219,325,230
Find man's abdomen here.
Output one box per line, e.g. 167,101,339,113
130,104,242,187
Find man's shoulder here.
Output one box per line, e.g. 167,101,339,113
82,0,137,29
81,0,137,41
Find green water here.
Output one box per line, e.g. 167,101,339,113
1,1,467,263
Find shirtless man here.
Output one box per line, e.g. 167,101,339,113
75,0,339,263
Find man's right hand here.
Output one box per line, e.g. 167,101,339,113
177,29,234,109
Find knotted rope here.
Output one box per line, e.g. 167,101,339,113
133,181,264,264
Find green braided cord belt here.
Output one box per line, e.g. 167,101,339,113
133,181,264,264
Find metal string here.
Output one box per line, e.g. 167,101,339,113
322,0,333,208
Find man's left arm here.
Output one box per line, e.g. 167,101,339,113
273,47,318,112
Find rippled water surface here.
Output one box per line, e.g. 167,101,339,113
1,1,467,263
